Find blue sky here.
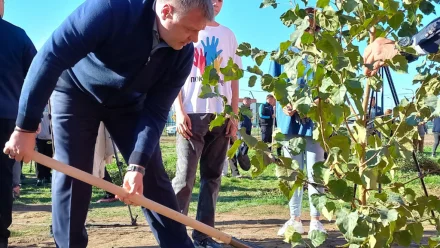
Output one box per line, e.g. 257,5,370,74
3,0,439,110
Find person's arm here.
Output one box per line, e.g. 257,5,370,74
21,32,37,76
412,17,440,55
364,17,440,76
128,46,194,167
17,0,115,131
259,104,270,119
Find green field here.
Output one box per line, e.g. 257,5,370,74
13,136,440,219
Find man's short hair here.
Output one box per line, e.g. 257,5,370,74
266,94,274,99
243,97,251,100
160,0,214,21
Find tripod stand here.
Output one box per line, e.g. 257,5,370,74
353,66,435,218
110,138,138,226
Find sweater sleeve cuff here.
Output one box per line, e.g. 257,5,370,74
128,151,151,168
16,113,41,131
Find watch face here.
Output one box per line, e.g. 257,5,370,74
398,36,412,47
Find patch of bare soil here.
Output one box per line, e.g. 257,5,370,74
8,205,436,248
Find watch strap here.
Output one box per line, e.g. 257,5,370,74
127,165,145,176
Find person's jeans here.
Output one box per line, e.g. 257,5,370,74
433,132,440,156
172,113,229,241
12,161,22,187
283,136,325,218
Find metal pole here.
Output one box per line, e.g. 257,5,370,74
109,134,138,226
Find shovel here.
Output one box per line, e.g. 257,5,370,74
30,151,263,248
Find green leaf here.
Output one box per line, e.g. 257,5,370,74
301,32,314,45
248,75,257,87
311,194,328,211
328,135,350,162
220,58,244,82
247,65,263,76
345,171,363,185
375,192,388,202
313,162,331,184
336,209,359,240
284,226,304,246
419,0,435,15
404,188,416,204
343,0,358,13
345,79,363,99
259,0,277,8
317,0,330,8
260,74,274,91
387,55,408,74
394,230,412,247
407,222,423,244
240,128,258,148
316,34,344,55
328,179,348,198
280,9,297,27
198,85,217,99
288,137,306,156
251,48,268,66
388,11,404,30
276,165,297,181
236,42,251,57
209,115,226,131
202,66,220,86
398,22,418,37
331,85,347,105
227,139,242,159
333,56,351,71
322,201,336,221
296,61,306,79
308,230,327,247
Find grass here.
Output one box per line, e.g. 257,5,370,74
13,136,440,227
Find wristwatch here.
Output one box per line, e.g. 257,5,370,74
396,36,418,62
397,36,412,47
127,165,145,176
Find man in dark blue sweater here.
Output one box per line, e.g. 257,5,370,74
0,1,37,246
3,0,214,247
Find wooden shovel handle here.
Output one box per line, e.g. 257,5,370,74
30,151,235,245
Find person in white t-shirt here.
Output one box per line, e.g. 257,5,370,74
171,0,241,247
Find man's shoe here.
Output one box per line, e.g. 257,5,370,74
194,238,222,248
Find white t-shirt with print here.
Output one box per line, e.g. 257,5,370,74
181,25,242,114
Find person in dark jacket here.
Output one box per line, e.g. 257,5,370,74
229,97,253,177
2,0,214,247
432,117,440,157
0,1,37,246
259,94,276,144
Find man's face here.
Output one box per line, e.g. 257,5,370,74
243,98,250,106
268,97,275,106
0,0,4,18
212,0,223,17
157,4,207,50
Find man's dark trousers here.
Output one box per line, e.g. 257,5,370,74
0,119,15,246
36,139,53,180
50,89,193,248
172,113,229,242
260,125,273,143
